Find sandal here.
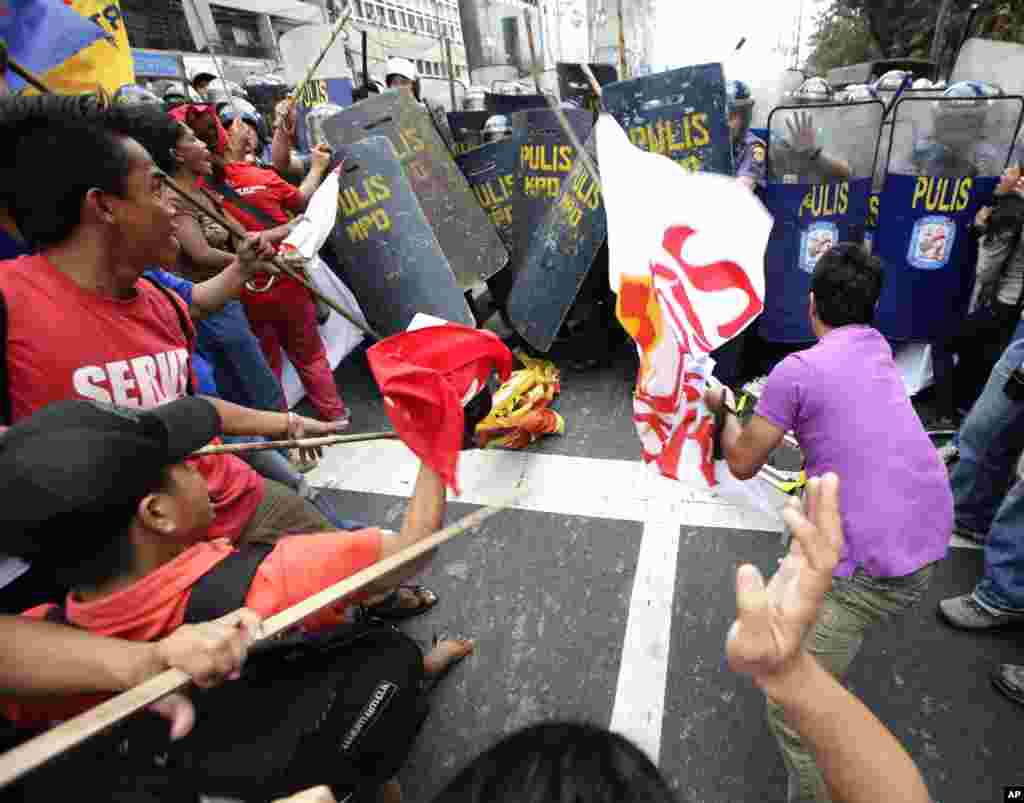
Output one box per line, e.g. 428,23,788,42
359,584,438,621
422,633,474,696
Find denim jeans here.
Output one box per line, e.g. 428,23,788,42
766,564,935,803
196,301,284,412
950,319,1024,613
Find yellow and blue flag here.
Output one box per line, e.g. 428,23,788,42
0,0,134,94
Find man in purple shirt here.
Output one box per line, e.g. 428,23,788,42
706,243,952,803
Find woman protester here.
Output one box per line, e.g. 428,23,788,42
197,102,351,430
932,165,1024,437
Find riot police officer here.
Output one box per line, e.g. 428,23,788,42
111,84,163,106
770,77,852,184
895,81,1006,177
727,79,766,193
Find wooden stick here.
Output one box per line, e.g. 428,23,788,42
579,64,605,100
0,489,524,789
159,175,382,341
8,57,52,94
194,431,397,455
289,4,355,105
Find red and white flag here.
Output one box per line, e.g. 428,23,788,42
596,113,772,490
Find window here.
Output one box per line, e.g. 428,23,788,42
355,0,363,16
416,59,424,73
231,26,252,45
388,8,396,24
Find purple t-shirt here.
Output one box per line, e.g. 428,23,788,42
756,325,951,578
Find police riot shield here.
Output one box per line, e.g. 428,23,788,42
295,78,355,152
456,136,521,251
602,63,733,175
511,108,595,274
321,91,509,289
506,131,607,351
327,136,473,335
873,95,1024,342
448,111,490,155
749,68,806,138
486,93,547,114
456,135,523,308
758,101,885,343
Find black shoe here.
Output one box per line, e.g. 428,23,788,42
992,663,1024,707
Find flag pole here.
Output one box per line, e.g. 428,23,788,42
7,58,52,94
288,3,355,105
159,175,382,341
0,489,524,789
194,431,397,456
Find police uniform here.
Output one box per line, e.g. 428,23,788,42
734,129,767,191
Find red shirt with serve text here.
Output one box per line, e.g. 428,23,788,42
0,255,263,542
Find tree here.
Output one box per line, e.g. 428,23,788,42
805,6,880,75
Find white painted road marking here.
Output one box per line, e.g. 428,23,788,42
609,519,681,762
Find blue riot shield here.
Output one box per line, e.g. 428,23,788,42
294,77,354,152
327,136,473,335
511,108,595,272
602,63,733,175
486,93,546,114
321,91,509,289
873,95,1024,342
506,130,607,352
758,101,885,343
456,135,522,251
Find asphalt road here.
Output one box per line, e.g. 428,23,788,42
308,339,1024,803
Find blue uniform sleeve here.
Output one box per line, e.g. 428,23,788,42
143,269,194,308
736,133,767,189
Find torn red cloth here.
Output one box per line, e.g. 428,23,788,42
367,325,513,492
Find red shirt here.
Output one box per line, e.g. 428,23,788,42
203,163,307,304
0,255,263,542
203,163,304,232
3,530,384,726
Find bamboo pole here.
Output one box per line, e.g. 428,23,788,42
0,490,524,788
8,57,52,94
159,175,382,341
194,431,397,456
289,4,355,105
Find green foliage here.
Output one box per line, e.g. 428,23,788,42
805,6,880,75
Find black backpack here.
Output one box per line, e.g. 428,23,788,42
16,545,429,803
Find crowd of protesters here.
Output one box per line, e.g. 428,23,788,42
0,43,1019,803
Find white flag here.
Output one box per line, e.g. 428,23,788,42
596,113,773,493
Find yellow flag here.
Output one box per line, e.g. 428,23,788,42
39,0,135,94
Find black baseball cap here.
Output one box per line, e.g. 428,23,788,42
0,398,221,564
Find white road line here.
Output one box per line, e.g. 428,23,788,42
608,518,681,762
308,441,787,533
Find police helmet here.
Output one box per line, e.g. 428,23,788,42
793,77,833,105
112,84,163,106
482,114,512,143
841,83,877,103
875,70,909,91
725,79,754,113
219,97,268,145
162,85,189,111
932,81,1001,142
912,78,934,90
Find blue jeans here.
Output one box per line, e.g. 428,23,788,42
950,319,1024,612
196,301,284,412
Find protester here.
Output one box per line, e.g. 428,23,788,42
191,72,216,101
706,244,951,803
0,397,471,734
937,328,1024,632
932,165,1024,431
0,111,441,617
131,102,288,416
201,108,350,427
432,476,933,803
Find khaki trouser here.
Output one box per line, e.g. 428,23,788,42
237,478,332,545
766,562,935,803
